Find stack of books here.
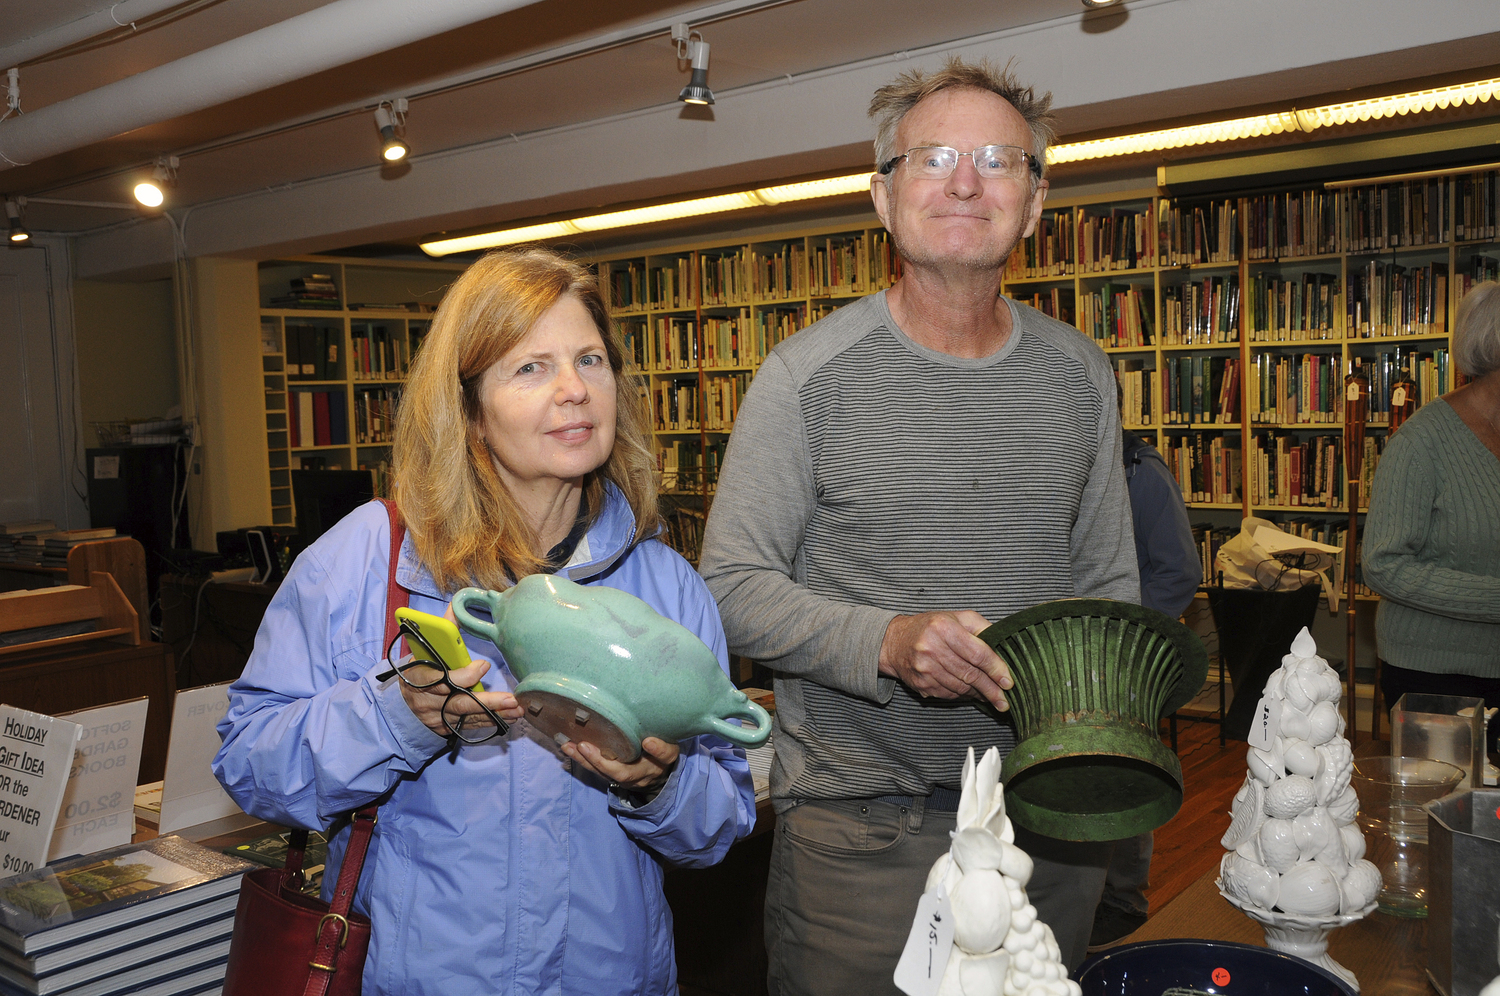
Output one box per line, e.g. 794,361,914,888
0,836,255,996
0,523,55,564
270,274,340,309
39,529,118,567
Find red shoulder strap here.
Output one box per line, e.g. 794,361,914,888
379,498,410,648
297,499,406,996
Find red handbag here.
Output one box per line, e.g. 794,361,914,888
221,500,409,996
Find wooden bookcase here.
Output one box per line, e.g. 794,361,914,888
255,255,467,526
246,169,1498,576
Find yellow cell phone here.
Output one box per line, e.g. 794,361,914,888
394,608,485,692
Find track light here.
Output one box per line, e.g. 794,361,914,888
5,198,28,244
375,99,409,162
672,24,714,106
133,155,178,207
1081,0,1124,7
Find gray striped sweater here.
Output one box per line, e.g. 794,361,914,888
1364,397,1500,677
699,291,1140,809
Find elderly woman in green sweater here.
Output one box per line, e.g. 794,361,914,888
1364,280,1500,753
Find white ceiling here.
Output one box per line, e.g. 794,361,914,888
4,0,1499,277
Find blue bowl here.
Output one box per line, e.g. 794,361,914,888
1076,939,1357,996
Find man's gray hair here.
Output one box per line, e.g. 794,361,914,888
868,56,1056,185
1454,281,1500,378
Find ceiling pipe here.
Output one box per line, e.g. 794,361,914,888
0,0,542,171
0,0,191,69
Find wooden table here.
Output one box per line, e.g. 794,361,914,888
1132,867,1431,994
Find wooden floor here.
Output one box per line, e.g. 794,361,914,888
1146,715,1247,913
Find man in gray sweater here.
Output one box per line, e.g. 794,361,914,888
698,58,1139,993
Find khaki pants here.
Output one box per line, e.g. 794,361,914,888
764,797,1109,996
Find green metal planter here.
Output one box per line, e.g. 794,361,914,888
978,599,1209,842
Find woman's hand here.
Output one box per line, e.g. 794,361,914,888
564,737,680,794
397,657,525,739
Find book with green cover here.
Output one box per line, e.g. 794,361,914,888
0,836,253,955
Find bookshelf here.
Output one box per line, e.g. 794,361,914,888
256,256,466,526
241,168,1496,576
591,223,901,562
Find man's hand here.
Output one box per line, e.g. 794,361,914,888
878,611,1012,710
564,737,680,793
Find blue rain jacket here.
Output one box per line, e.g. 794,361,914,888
213,488,755,995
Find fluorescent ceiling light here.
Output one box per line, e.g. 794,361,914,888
421,174,872,256
421,76,1500,256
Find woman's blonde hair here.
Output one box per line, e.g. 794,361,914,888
393,247,660,591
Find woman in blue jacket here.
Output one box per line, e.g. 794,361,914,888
213,248,756,995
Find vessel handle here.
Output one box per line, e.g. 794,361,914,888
451,587,497,641
705,697,773,748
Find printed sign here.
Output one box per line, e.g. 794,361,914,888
893,883,954,996
0,706,82,876
49,698,150,860
159,683,245,834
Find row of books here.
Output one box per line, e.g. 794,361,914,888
1079,283,1154,347
1161,275,1240,345
1077,204,1156,272
1245,190,1341,260
1247,353,1344,425
268,272,339,310
287,389,350,448
1343,177,1451,252
1163,355,1240,426
620,304,832,377
1346,260,1448,338
349,322,424,381
284,323,342,382
809,237,868,297
0,525,117,566
1159,198,1240,266
1115,361,1155,427
657,438,724,494
1456,171,1499,241
655,378,701,432
702,373,751,432
1162,432,1242,505
354,387,401,444
1005,210,1076,279
0,834,256,996
1247,273,1340,341
1191,522,1236,586
1354,349,1450,423
1015,287,1074,325
1247,433,1388,508
663,506,706,564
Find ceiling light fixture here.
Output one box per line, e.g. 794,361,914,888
5,198,29,244
133,155,178,207
1081,0,1124,7
1049,75,1500,165
421,173,871,256
375,99,410,162
420,74,1500,256
672,23,715,106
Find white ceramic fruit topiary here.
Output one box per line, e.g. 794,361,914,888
922,747,1080,996
1216,627,1377,992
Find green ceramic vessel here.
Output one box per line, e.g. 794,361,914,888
452,575,772,762
977,598,1209,842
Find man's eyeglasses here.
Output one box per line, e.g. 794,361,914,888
878,145,1042,182
379,621,508,746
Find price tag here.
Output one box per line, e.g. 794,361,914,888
0,706,82,877
894,883,954,996
1391,386,1407,406
49,698,150,860
1347,383,1361,401
1247,696,1281,751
